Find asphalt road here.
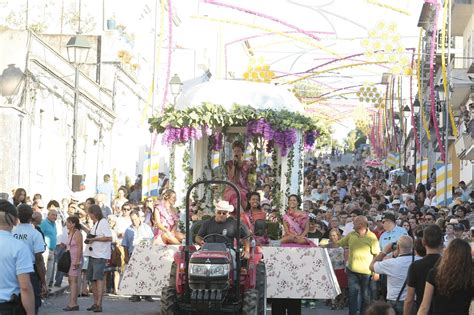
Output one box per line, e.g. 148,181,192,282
40,293,348,315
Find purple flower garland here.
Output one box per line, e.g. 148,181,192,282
162,119,319,156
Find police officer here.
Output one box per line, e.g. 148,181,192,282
0,199,35,315
12,204,47,314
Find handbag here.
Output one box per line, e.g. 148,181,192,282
57,231,76,273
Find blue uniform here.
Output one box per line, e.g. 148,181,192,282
379,226,408,250
0,230,34,303
12,223,46,263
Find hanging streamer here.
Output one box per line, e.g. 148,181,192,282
417,28,431,139
203,0,321,41
440,0,459,137
428,4,446,161
285,61,388,85
160,0,173,112
408,48,420,153
193,15,340,57
367,0,411,15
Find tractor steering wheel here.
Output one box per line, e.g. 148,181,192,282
203,233,232,248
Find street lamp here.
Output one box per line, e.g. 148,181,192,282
66,34,91,179
0,64,24,104
169,73,183,106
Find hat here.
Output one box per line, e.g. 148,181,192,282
399,207,408,214
214,200,234,212
375,214,383,222
260,199,271,207
392,199,401,205
320,205,328,212
382,212,396,223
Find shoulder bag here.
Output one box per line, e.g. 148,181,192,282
57,231,76,273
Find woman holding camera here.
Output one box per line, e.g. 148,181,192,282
63,216,83,311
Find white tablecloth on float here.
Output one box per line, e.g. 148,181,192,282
262,247,340,299
119,244,180,296
119,244,340,299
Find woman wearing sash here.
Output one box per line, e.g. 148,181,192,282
281,194,310,244
241,192,268,245
223,141,253,212
152,189,184,245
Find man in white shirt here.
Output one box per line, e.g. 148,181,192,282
370,235,417,315
84,205,112,313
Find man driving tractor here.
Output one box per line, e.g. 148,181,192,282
196,200,251,259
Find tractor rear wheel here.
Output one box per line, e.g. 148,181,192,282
160,286,178,315
256,263,266,315
242,289,258,315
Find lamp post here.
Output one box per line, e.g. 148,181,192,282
66,34,91,179
169,73,183,106
0,64,24,104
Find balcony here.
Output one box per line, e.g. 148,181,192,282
455,133,474,160
451,0,474,36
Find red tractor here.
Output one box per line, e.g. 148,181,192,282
160,180,266,315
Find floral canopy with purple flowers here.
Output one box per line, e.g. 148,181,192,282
149,103,326,156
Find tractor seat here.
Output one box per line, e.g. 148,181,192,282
202,242,227,252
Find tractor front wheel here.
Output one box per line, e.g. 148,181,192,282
160,286,178,315
256,263,266,315
242,289,258,315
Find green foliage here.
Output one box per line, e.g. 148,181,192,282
345,128,367,152
149,103,326,134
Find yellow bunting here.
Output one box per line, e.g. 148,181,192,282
367,0,411,16
440,0,458,137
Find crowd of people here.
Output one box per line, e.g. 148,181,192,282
0,148,473,315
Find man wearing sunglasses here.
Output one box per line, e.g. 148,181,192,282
196,200,250,259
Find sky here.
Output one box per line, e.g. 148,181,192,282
0,0,426,142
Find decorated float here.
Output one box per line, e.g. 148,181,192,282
149,79,326,211
119,79,340,301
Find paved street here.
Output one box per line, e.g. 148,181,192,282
40,292,348,315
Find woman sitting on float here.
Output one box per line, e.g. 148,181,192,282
281,194,311,245
151,189,185,245
241,192,268,245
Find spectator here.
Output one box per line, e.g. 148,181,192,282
417,238,472,315
370,235,416,315
324,228,347,310
122,210,154,302
379,212,408,250
62,216,83,311
39,209,58,287
338,215,380,315
112,186,128,214
32,212,44,240
0,200,35,315
84,205,112,313
403,224,443,315
12,188,27,207
95,194,112,219
96,174,114,208
12,204,48,313
365,301,396,315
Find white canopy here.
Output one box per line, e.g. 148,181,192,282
175,79,304,113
